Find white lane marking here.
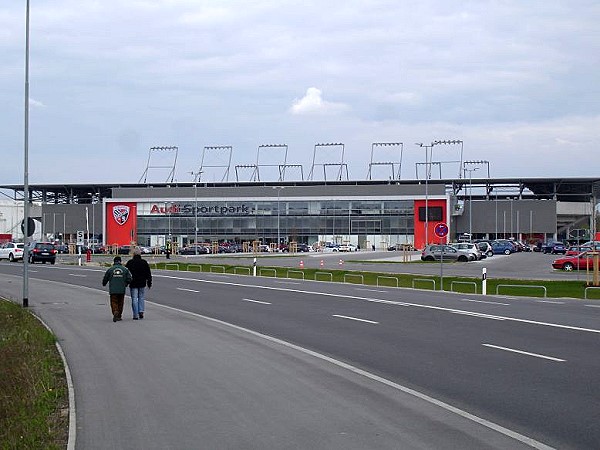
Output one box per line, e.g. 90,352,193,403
332,314,379,324
274,280,301,285
536,300,564,304
482,344,566,363
356,288,388,293
69,274,87,277
177,288,201,293
156,274,600,335
242,298,272,305
151,301,554,450
584,304,600,308
452,311,505,321
460,298,509,306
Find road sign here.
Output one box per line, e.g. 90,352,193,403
434,222,448,238
76,230,84,245
21,218,35,237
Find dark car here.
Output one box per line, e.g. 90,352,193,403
296,243,310,252
180,245,209,255
542,241,567,254
117,245,131,255
29,242,57,264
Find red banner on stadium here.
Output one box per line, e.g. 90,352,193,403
105,202,137,246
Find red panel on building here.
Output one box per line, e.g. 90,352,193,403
413,199,447,250
105,202,137,246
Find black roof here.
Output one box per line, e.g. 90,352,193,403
1,177,599,203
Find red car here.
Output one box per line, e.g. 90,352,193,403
552,252,596,271
565,245,591,257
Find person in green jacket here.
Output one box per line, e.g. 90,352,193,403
102,256,132,322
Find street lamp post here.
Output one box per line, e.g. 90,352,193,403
464,167,479,241
190,171,202,255
273,186,284,250
22,0,31,307
415,143,433,247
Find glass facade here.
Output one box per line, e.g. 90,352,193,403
136,199,415,246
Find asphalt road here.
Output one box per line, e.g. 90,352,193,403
1,261,599,449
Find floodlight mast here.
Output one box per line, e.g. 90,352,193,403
431,139,463,178
367,142,403,180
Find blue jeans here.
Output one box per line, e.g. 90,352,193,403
130,287,146,318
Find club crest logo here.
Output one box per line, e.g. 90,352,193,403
112,205,130,226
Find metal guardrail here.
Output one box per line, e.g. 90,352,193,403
234,266,251,275
495,284,547,297
315,271,333,282
344,274,364,285
165,263,180,271
377,276,398,287
187,264,202,273
450,281,478,294
286,270,305,280
210,265,226,274
412,278,436,290
259,268,277,277
584,286,600,299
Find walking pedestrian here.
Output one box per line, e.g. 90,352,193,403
102,256,132,322
126,247,153,320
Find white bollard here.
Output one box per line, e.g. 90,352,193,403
253,257,257,276
482,267,487,295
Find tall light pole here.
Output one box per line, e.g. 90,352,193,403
273,186,284,250
190,171,202,255
464,167,479,241
22,0,31,307
415,143,432,248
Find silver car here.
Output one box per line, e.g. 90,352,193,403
451,242,483,261
421,244,470,262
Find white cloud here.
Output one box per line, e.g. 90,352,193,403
29,98,46,108
289,87,348,115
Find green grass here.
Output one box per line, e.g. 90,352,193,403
0,299,68,449
149,261,600,299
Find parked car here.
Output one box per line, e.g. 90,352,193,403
552,252,595,271
541,241,567,254
421,244,470,262
117,245,132,255
296,243,310,252
491,241,514,255
565,245,592,257
55,244,70,254
179,245,209,255
337,244,357,252
474,241,494,258
0,242,25,262
451,242,483,260
387,243,413,251
28,242,57,264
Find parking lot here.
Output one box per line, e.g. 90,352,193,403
40,249,597,282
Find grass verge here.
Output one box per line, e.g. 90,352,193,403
149,261,600,299
0,299,69,449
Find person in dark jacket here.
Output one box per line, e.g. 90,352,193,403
102,256,132,322
126,247,153,320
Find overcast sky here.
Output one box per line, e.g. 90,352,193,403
2,0,599,185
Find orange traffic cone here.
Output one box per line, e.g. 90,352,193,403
320,259,324,268
299,260,304,269
339,259,343,266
